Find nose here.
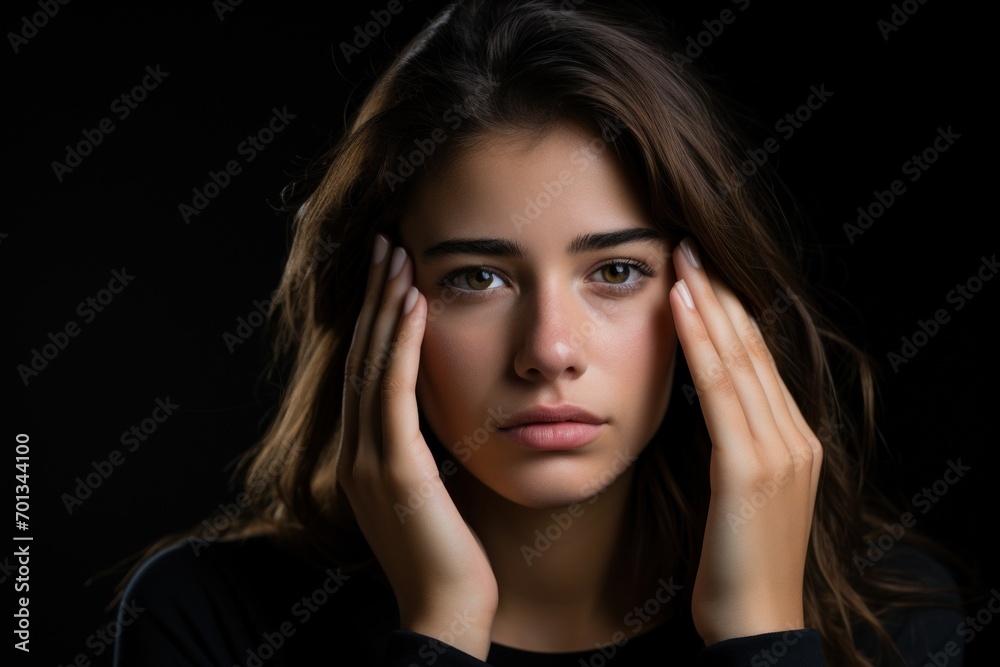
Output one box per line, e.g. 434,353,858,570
512,279,591,382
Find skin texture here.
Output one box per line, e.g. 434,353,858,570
400,125,675,510
399,122,677,649
335,121,822,658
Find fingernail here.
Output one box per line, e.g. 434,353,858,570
373,234,389,265
402,286,418,314
388,246,407,278
676,279,695,309
680,237,701,269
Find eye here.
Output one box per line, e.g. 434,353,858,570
437,266,508,295
595,263,631,284
588,259,655,293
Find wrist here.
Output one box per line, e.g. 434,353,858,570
695,601,804,645
401,604,496,661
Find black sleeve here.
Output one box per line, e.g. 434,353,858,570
383,630,492,667
381,628,826,667
697,629,825,666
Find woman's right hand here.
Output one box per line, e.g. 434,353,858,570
335,233,498,660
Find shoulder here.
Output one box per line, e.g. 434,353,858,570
119,533,289,621
115,533,399,666
122,532,292,599
855,541,967,666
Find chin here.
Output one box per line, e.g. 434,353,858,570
452,440,639,510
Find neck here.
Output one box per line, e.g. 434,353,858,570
446,461,673,651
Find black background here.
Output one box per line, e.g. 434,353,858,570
5,0,996,664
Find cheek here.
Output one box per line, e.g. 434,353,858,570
584,252,675,363
416,312,500,419
591,293,677,435
593,291,675,368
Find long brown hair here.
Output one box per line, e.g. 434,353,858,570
119,1,967,664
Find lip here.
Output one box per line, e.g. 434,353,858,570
499,405,606,450
502,405,604,427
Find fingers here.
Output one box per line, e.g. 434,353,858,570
340,234,426,471
671,240,825,639
671,235,821,504
381,281,427,470
671,238,786,469
716,289,817,486
340,233,391,465
765,347,824,509
669,280,750,471
358,246,417,458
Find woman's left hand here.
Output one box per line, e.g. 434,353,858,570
671,237,823,645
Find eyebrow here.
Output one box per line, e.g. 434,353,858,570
420,227,666,260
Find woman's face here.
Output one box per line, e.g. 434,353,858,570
398,121,677,509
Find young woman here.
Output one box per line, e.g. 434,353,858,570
113,1,966,665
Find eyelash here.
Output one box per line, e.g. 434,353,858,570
435,259,656,302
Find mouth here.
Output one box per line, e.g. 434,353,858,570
499,405,606,450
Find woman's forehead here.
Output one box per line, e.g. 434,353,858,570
399,122,654,247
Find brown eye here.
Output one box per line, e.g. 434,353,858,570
587,259,655,295
438,266,508,293
600,263,631,284
467,269,495,290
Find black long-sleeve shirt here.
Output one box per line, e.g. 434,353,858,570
112,534,965,666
